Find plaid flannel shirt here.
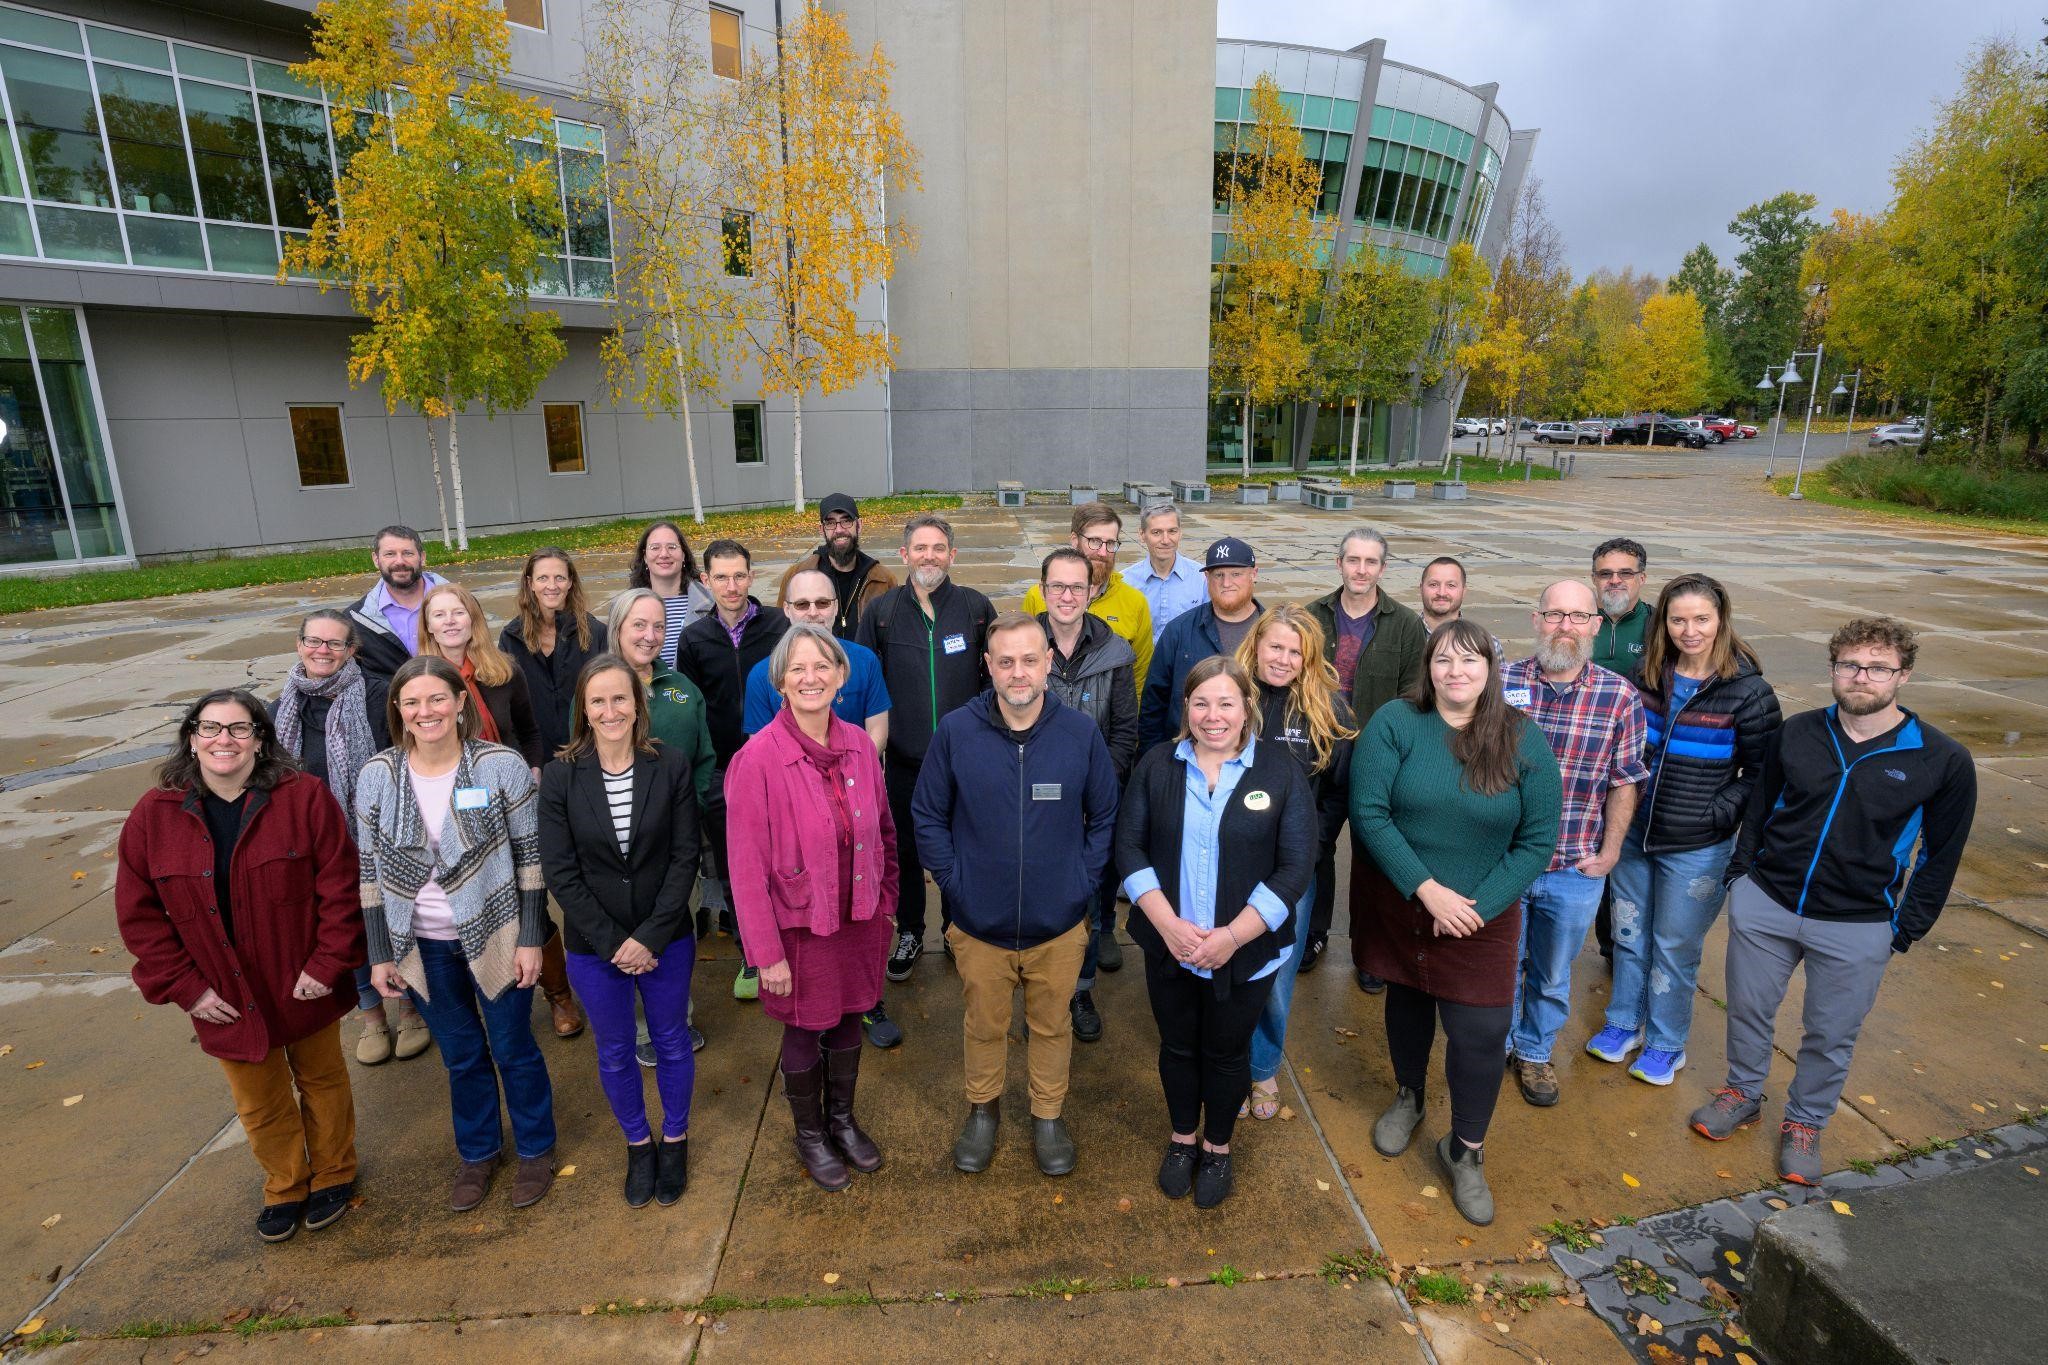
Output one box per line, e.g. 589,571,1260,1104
1500,656,1649,871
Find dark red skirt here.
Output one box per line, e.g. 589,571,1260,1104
1353,858,1522,1009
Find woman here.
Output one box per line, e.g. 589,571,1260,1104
1588,574,1781,1086
356,656,558,1213
539,656,700,1207
1234,606,1355,1122
116,691,365,1243
628,521,713,670
1116,657,1314,1209
501,548,610,759
726,624,897,1192
1350,620,1562,1228
419,581,583,1039
274,609,428,1067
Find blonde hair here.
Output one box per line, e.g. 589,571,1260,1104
417,582,512,687
1235,604,1357,773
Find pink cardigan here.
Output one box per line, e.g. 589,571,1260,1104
725,712,899,969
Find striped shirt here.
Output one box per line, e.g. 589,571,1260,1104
661,595,695,670
1500,656,1650,871
601,766,633,854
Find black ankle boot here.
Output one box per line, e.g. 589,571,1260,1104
655,1136,688,1205
623,1141,657,1208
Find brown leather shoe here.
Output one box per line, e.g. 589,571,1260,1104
539,934,585,1039
510,1153,556,1208
1513,1056,1560,1107
449,1155,500,1212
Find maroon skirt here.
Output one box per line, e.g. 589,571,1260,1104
765,913,893,1032
1354,859,1522,1008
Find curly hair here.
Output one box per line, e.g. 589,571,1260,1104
1828,616,1917,671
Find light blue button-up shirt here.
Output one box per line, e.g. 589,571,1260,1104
1121,736,1290,980
1129,554,1208,643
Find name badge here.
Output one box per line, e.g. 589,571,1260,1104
1242,789,1271,811
1504,686,1533,710
942,633,967,655
453,786,490,811
1031,783,1062,801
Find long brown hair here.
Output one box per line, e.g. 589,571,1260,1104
386,655,481,750
560,654,656,762
1640,573,1760,691
157,689,299,792
516,547,593,652
1408,619,1526,797
1234,605,1356,773
1174,655,1262,754
417,582,513,687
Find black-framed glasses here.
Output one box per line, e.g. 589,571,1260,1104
1593,567,1644,582
299,636,351,653
1830,661,1901,681
1079,535,1120,553
822,514,857,528
1044,582,1090,598
194,721,256,739
1538,610,1598,626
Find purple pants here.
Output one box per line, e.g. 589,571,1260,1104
565,941,696,1143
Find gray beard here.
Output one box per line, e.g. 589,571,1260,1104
1535,636,1589,674
911,567,947,593
1599,588,1634,617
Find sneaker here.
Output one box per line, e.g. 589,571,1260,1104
1629,1048,1687,1086
256,1201,303,1243
1157,1140,1199,1199
1512,1056,1560,1107
1778,1121,1824,1186
1192,1150,1235,1209
886,931,922,982
1298,933,1326,974
303,1183,353,1232
636,1041,657,1068
1354,970,1386,995
734,965,759,1001
1097,932,1123,973
861,1003,903,1049
1585,1025,1644,1064
1070,990,1103,1043
1689,1087,1764,1141
688,1026,706,1054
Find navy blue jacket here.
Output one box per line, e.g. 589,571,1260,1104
911,690,1120,950
1138,599,1263,753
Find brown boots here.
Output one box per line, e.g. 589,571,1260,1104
538,933,584,1039
822,1045,883,1174
784,1049,882,1190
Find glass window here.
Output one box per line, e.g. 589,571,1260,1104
710,6,741,79
87,26,170,70
569,258,611,299
1317,157,1343,216
172,44,246,85
28,307,123,558
721,208,751,276
1277,91,1303,122
1389,109,1414,142
182,80,269,223
561,144,607,257
1212,86,1237,120
1298,128,1322,161
206,220,275,273
289,405,348,486
0,7,81,52
253,60,317,99
1332,98,1358,129
34,204,122,261
260,94,333,229
0,112,21,195
543,402,584,473
1300,94,1331,128
0,307,69,563
3,48,114,207
123,213,204,268
732,401,762,464
1368,105,1392,138
1324,131,1350,164
95,65,197,216
505,0,544,30
0,199,32,254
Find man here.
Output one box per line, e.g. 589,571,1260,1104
1692,618,1975,1185
1126,504,1207,645
912,612,1120,1179
344,526,446,682
775,493,896,640
856,514,998,982
1035,548,1138,1043
1419,555,1470,633
1021,502,1153,698
1501,580,1649,1107
1589,537,1653,964
744,570,890,751
678,540,790,1001
1309,528,1426,989
1138,537,1263,752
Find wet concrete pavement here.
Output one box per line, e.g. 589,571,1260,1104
2,444,2043,1362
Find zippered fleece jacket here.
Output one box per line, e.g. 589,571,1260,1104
856,579,997,767
1726,705,1976,948
910,691,1120,951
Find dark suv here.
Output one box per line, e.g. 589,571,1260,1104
1609,416,1708,449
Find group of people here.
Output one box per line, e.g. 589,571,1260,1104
116,495,1977,1241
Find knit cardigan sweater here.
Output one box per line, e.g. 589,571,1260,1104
354,740,547,1002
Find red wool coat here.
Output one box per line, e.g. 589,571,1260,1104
116,772,365,1063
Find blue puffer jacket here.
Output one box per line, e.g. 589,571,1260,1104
910,691,1121,950
1631,657,1783,854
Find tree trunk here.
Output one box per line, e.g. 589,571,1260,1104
664,300,706,525
1241,394,1252,478
1348,394,1362,475
1292,400,1316,473
448,409,469,551
423,404,452,550
791,387,806,514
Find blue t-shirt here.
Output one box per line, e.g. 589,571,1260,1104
1646,671,1705,784
742,638,892,734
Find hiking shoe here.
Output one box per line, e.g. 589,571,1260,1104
256,1201,303,1243
886,931,922,982
1630,1048,1687,1086
1354,970,1386,994
1690,1087,1764,1141
1298,933,1326,974
1436,1136,1494,1226
1192,1150,1235,1209
1097,931,1123,973
303,1183,353,1232
636,1041,657,1068
734,964,759,1001
689,1026,706,1053
861,1003,903,1049
1157,1140,1199,1199
1512,1056,1560,1107
1372,1085,1425,1158
1585,1025,1644,1064
1779,1121,1824,1186
1070,990,1103,1044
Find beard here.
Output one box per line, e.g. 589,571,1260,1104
381,562,419,591
910,566,948,593
1833,683,1893,716
825,530,859,562
1535,633,1590,674
1599,587,1634,617
1087,556,1111,587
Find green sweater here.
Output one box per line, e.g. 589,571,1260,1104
1592,600,1652,674
1349,701,1562,922
649,663,719,811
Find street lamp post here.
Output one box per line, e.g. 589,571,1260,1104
1789,342,1825,499
1759,367,1791,477
1832,368,1863,447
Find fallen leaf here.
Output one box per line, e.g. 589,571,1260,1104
1400,1201,1430,1221
0,1045,10,1057
558,1165,577,1177
1736,1354,1759,1365
16,1318,43,1335
25,1061,43,1070
1278,1105,1296,1121
1765,1197,1789,1210
1972,1103,1987,1113
1051,1193,1064,1206
1974,1148,1993,1159
70,871,84,881
822,1272,840,1285
222,1309,251,1326
1165,1277,1182,1288
307,1331,324,1343
1992,981,2005,989
1645,1347,1682,1365
1456,1236,1475,1247
1495,1321,1511,1334
1400,1322,1418,1336
39,1214,59,1230
2023,1166,2040,1176
1315,1179,1330,1192
1116,1197,1133,1212
1622,1172,1641,1188
1858,1094,1876,1104
580,1304,596,1316
1062,1292,1072,1301
88,946,104,955
1729,1268,1746,1283
1420,1185,1439,1199
1829,1200,1854,1216
1638,1312,1664,1334
1715,1169,1734,1179
1723,1249,1741,1265
1699,1337,1725,1357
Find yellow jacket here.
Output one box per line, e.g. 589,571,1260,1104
1022,570,1153,700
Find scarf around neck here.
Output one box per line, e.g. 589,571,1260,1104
276,659,377,812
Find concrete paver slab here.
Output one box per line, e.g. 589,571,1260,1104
38,1314,699,1363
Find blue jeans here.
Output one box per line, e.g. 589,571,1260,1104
353,965,381,1013
1508,867,1607,1064
1604,827,1734,1053
408,937,557,1163
1249,878,1315,1084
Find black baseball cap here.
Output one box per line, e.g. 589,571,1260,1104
1203,537,1256,571
818,493,859,520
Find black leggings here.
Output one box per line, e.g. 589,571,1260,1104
779,1013,863,1072
1145,954,1274,1147
1384,981,1511,1146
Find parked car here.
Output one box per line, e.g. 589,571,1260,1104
1693,415,1739,443
1516,418,1539,432
1609,418,1708,449
1869,422,1926,447
1452,418,1487,438
1534,422,1591,445
1736,423,1759,439
1577,419,1617,440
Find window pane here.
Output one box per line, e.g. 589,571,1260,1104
534,256,568,297
2,48,114,207
34,204,122,261
1301,94,1331,128
173,44,247,86
182,79,269,222
568,257,611,298
0,311,74,563
561,145,607,257
721,209,750,276
205,220,275,273
253,60,317,99
1298,128,1322,161
1317,158,1342,216
0,121,19,196
543,402,583,473
710,7,741,79
96,65,196,215
124,213,204,267
290,405,348,486
87,26,170,69
1277,91,1303,122
1333,98,1358,128
0,8,81,51
259,94,332,229
1212,86,1237,120
0,199,30,254
505,0,544,30
732,402,762,464
556,119,602,152
1389,109,1413,141
1324,131,1349,163
30,307,124,558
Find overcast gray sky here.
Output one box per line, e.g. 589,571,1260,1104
1217,0,2045,279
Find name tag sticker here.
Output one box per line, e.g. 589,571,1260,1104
1504,686,1533,710
453,786,490,811
1242,789,1271,811
942,633,967,655
1031,783,1062,801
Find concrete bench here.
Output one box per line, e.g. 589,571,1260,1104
1236,483,1270,505
1172,479,1210,504
1383,480,1416,500
1271,479,1302,502
1122,479,1149,506
996,480,1025,509
1068,484,1098,506
1135,484,1174,511
1304,485,1353,511
1432,480,1468,500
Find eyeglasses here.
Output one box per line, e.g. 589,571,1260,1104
822,515,856,528
1593,568,1644,582
1830,661,1901,681
1079,536,1120,553
786,598,834,612
299,636,351,653
1538,610,1598,626
194,721,256,739
1044,582,1090,598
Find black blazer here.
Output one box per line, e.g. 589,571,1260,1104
1115,736,1316,989
538,745,701,959
475,669,547,769
501,612,609,760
